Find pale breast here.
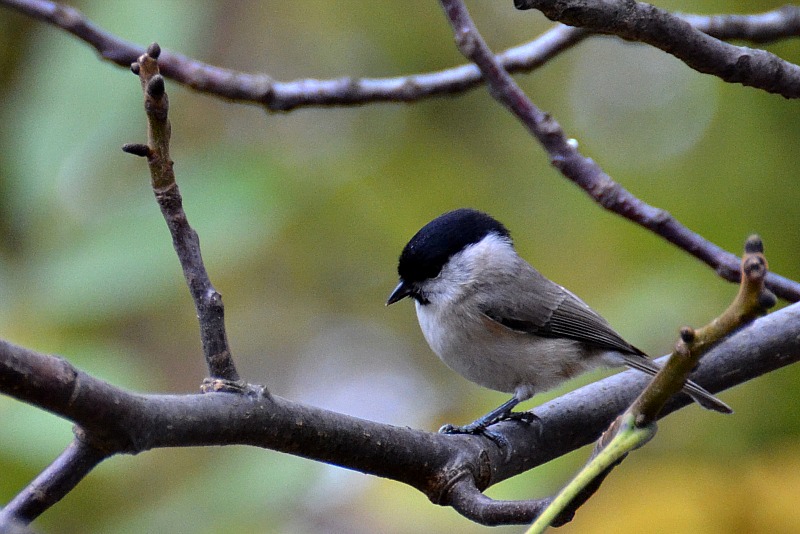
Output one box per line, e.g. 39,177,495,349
415,300,603,397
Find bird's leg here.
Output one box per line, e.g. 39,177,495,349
439,397,537,448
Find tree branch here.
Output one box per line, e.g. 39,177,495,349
6,1,799,300
0,438,108,524
3,1,800,527
122,44,239,382
0,0,585,109
2,301,799,525
528,237,773,529
514,0,800,98
447,477,552,526
630,235,772,424
0,515,35,534
683,6,800,44
4,1,798,301
2,1,799,109
438,0,800,302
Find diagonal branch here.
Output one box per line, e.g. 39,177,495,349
514,0,800,98
528,236,774,530
4,1,798,301
437,0,800,302
0,437,108,524
631,236,774,424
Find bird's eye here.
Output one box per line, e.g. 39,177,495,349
412,287,430,305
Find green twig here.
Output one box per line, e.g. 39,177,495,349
528,236,776,531
526,414,656,534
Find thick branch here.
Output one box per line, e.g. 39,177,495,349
515,0,800,98
1,302,799,525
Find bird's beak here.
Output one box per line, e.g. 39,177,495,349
386,280,412,306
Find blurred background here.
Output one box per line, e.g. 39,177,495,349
0,1,799,532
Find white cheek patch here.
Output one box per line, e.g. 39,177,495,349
417,233,515,306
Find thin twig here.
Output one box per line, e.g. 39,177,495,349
446,477,552,526
528,236,774,530
0,437,107,525
4,0,799,300
123,44,240,382
683,5,800,43
0,0,586,109
632,235,775,424
2,1,800,109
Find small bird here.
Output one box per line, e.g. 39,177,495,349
387,208,731,438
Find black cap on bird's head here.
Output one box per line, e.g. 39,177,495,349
386,208,511,305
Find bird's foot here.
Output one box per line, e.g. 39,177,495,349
438,410,539,451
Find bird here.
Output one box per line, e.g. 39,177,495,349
386,208,731,438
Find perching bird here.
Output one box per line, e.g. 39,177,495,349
387,208,731,437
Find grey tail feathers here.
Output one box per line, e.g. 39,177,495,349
623,354,733,414
680,379,733,414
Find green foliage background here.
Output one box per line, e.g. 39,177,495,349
0,1,799,532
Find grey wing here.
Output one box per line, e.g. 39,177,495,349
479,261,643,356
477,260,734,414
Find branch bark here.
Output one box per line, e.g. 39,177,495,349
0,438,108,524
514,0,800,98
2,1,800,528
123,44,239,382
2,302,799,525
2,1,799,109
437,0,800,302
4,1,799,302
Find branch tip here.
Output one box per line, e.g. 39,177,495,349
147,42,161,59
759,290,778,310
126,54,239,382
745,234,764,254
146,75,166,98
679,326,695,343
121,143,151,157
